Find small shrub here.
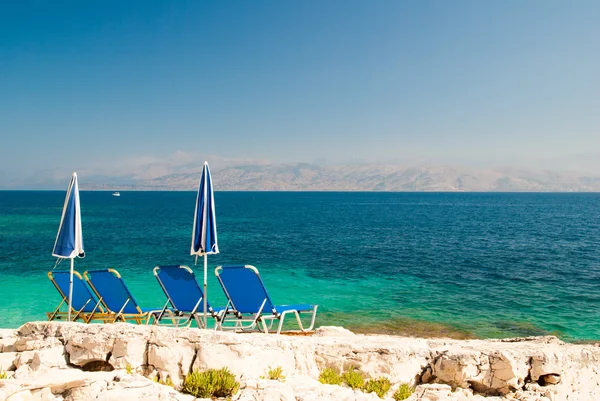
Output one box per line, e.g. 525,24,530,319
341,369,365,390
265,366,285,381
318,367,343,385
181,368,240,398
392,383,414,400
363,377,392,398
125,363,133,374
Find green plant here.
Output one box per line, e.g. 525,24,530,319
125,363,133,374
392,383,414,400
363,377,392,398
341,369,365,390
265,366,286,381
180,368,240,398
318,367,343,385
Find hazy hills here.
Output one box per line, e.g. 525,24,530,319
80,163,600,192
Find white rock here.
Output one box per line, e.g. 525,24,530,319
31,347,68,371
147,341,195,386
314,326,356,337
0,330,17,353
4,322,600,401
65,333,114,367
108,335,147,370
0,351,17,371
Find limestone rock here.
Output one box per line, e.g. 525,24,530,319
64,331,115,367
314,326,356,337
108,335,147,371
2,322,600,401
0,351,17,371
0,329,17,353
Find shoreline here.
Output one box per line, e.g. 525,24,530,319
2,315,595,343
2,321,600,400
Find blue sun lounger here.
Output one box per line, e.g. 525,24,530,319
47,270,105,323
153,265,226,328
215,265,318,334
84,269,167,324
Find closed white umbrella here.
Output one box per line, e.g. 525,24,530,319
190,162,219,327
52,172,85,321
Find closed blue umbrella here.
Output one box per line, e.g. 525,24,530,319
190,161,219,326
52,172,85,321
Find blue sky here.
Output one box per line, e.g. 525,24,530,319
1,1,599,183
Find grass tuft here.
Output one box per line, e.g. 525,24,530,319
318,367,343,385
363,377,392,398
181,368,240,398
392,383,414,400
341,369,365,390
265,366,286,381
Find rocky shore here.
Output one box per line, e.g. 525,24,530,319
1,322,599,400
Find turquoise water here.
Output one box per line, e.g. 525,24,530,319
1,191,600,341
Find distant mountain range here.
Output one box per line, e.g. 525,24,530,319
75,163,600,192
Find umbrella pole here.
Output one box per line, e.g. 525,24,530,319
203,254,208,328
68,258,74,321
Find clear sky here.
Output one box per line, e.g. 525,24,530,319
1,1,599,182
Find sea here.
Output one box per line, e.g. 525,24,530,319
1,191,599,341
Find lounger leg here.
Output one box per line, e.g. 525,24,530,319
275,307,318,334
48,299,65,321
189,298,203,328
153,299,171,325
250,315,263,332
275,310,301,335
146,311,163,325
114,299,131,323
276,316,285,335
305,305,319,331
213,311,224,331
72,299,92,322
294,311,304,331
254,300,268,333
168,311,178,326
83,300,102,323
260,318,270,334
146,311,165,325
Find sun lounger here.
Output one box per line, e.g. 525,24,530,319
47,270,105,323
83,269,166,324
215,265,318,334
153,265,226,328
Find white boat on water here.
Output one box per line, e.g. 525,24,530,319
112,192,120,197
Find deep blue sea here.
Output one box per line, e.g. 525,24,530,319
1,191,599,341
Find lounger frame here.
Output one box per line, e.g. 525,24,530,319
47,270,105,323
84,268,166,324
215,265,318,334
153,265,225,328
